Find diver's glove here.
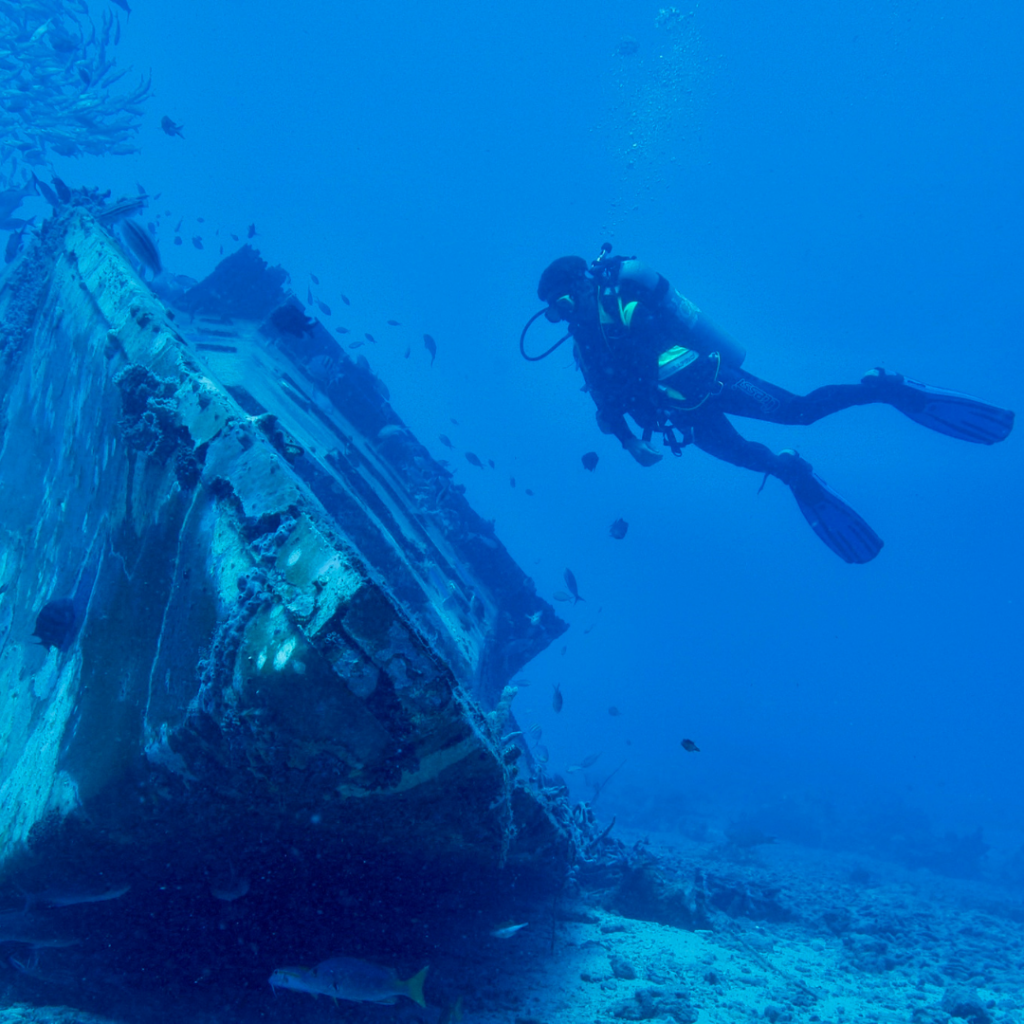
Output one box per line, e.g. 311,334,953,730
624,435,663,467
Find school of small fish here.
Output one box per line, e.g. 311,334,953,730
0,0,150,191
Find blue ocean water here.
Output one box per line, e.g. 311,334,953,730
9,0,1023,913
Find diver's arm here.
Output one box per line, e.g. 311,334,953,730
596,408,663,466
596,407,634,445
577,324,663,466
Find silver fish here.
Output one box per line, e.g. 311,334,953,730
270,957,427,1007
33,883,130,908
96,194,149,223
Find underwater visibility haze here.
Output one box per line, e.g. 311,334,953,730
0,0,1022,1020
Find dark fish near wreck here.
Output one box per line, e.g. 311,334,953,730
160,116,184,138
335,326,350,334
120,219,161,276
248,223,257,238
32,174,60,208
192,236,204,250
552,682,563,713
31,598,76,651
509,476,516,488
387,319,400,326
680,738,700,753
270,957,427,1006
424,334,437,365
306,285,314,306
365,333,376,344
465,452,483,468
341,294,351,306
310,272,320,285
439,434,453,449
581,451,599,471
52,177,72,204
5,228,24,264
609,518,628,540
316,299,332,317
563,568,584,604
608,706,621,717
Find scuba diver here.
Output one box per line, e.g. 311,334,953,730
522,245,1014,563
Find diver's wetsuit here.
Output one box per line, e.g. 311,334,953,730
677,367,885,478
568,258,888,481
538,250,1011,562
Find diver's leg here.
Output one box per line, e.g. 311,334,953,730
714,366,1013,442
713,367,883,425
860,368,1013,444
689,410,795,479
689,411,883,563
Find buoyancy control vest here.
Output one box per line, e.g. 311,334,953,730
589,256,724,413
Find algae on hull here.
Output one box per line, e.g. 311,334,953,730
0,210,567,878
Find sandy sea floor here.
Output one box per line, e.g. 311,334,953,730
456,832,1024,1024
2,831,1023,1024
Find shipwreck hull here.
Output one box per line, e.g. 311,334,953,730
0,208,568,894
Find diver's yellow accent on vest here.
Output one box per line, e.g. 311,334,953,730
657,345,699,380
598,294,639,342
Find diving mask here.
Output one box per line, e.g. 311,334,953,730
544,294,575,322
